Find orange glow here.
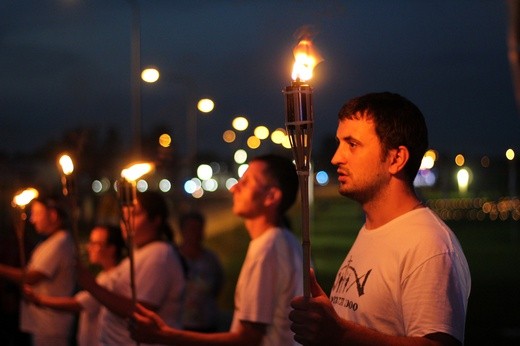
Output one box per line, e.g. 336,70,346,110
121,162,155,182
13,188,39,207
58,154,74,175
291,39,323,82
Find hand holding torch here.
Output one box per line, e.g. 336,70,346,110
283,38,322,298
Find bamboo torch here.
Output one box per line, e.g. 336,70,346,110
283,38,322,298
11,188,39,277
117,162,154,306
57,153,80,255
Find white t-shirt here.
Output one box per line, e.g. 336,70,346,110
330,208,471,342
231,227,303,346
20,230,76,338
99,241,185,346
75,270,111,346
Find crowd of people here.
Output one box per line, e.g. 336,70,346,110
0,92,471,346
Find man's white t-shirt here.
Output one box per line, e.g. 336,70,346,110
330,208,471,343
231,227,303,346
20,230,76,338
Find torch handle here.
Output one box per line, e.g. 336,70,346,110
298,171,311,298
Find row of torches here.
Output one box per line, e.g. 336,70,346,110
11,155,154,305
11,36,322,304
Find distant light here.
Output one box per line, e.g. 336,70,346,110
184,178,202,194
202,179,218,192
420,150,437,170
192,188,204,199
223,130,236,143
315,171,329,186
457,168,470,194
254,126,269,140
455,154,465,167
234,149,247,164
197,164,213,180
237,164,249,177
232,116,248,131
92,180,103,193
247,136,261,149
271,128,286,144
420,156,435,170
197,98,214,113
414,169,437,187
159,179,171,192
136,179,148,192
226,178,238,190
141,68,160,83
282,135,291,149
506,148,515,161
158,134,171,147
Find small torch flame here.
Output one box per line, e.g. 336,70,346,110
13,188,39,208
291,39,323,82
121,162,155,182
58,154,74,175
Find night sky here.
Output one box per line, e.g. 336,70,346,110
2,0,519,160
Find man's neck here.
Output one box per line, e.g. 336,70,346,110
362,186,421,230
244,216,279,240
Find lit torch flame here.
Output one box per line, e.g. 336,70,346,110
58,154,74,175
121,162,155,182
12,188,39,208
291,39,323,82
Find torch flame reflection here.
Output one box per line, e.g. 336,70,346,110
291,39,323,82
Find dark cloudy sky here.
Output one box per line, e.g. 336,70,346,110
1,0,519,160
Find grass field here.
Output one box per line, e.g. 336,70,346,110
205,188,520,345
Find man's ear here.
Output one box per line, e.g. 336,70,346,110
388,145,409,175
264,186,282,208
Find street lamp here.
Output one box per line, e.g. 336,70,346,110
125,0,142,158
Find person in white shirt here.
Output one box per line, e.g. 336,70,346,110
23,224,125,346
289,92,471,346
129,154,304,346
0,196,76,346
77,190,186,346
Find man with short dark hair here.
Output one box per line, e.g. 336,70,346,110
289,92,471,346
129,154,304,346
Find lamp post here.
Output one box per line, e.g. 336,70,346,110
125,0,142,157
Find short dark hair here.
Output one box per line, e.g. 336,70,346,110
32,195,69,227
338,92,428,185
251,154,298,215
